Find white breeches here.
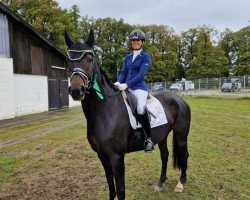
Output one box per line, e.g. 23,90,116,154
128,88,148,114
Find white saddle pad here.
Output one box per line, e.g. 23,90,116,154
124,96,168,130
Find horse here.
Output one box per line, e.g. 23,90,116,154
65,29,191,200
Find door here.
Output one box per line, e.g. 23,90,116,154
48,78,69,110
60,79,69,108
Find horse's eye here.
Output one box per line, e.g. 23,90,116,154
88,57,93,63
85,55,93,63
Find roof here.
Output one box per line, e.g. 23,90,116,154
0,2,66,57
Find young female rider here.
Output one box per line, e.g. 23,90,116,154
114,29,154,152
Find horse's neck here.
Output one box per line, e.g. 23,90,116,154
82,70,120,120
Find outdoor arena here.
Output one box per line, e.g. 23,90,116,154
0,92,249,200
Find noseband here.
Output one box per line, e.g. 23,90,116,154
70,67,91,89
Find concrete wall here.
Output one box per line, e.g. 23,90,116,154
0,59,79,120
0,57,49,120
0,57,14,120
13,74,49,116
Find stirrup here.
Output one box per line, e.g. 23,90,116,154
144,139,154,153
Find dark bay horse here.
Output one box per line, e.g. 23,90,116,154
65,29,191,200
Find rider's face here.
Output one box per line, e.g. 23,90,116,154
131,39,143,50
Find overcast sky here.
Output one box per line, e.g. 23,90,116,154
56,0,249,34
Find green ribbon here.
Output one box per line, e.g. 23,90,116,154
93,75,104,100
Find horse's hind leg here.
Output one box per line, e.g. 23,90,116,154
154,136,169,192
98,153,116,200
173,131,189,193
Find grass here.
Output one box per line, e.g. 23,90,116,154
0,96,249,199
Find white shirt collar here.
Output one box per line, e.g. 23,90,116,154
133,49,142,56
132,49,142,62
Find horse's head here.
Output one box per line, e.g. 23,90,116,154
65,30,95,101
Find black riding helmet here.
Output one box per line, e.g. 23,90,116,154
129,29,145,41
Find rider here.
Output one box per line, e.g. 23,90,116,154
114,29,154,152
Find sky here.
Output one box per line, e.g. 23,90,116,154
56,0,250,34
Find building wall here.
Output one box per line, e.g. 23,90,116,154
0,65,78,120
13,74,49,116
0,57,14,120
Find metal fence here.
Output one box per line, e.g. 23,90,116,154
148,75,250,93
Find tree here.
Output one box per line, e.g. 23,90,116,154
144,45,165,82
187,26,228,79
219,28,236,75
180,28,198,68
143,25,179,81
1,0,80,50
92,17,132,80
233,26,250,75
219,26,250,76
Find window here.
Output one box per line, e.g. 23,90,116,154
0,13,10,57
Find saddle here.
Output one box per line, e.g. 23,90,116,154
124,90,137,118
121,90,168,130
122,90,154,122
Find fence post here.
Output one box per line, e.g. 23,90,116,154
219,77,221,91
199,79,201,91
244,75,246,93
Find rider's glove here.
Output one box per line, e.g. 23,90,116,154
114,82,120,89
118,83,128,91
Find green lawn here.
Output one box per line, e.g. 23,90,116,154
0,96,249,200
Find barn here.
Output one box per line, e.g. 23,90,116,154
0,3,79,120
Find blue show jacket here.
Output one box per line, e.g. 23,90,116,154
118,50,151,91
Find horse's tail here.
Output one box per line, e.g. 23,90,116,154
173,133,181,169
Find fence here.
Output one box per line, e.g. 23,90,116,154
148,75,250,93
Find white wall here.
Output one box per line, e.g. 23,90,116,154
13,74,49,116
0,62,78,120
0,58,14,120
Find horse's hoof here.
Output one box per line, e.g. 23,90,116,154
174,181,184,193
154,185,164,192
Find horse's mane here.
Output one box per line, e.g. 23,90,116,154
97,65,115,88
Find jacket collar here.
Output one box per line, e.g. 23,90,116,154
131,50,145,63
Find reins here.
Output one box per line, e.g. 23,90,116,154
92,87,121,98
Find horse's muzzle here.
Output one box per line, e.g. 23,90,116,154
68,86,85,101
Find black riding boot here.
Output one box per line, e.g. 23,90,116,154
138,110,154,152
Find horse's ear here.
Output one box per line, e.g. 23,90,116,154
86,29,94,48
64,30,75,48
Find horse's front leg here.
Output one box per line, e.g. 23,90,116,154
98,153,116,200
110,153,125,200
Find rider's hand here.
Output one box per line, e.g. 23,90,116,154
114,82,120,88
118,83,128,91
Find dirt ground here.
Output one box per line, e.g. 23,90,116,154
0,94,249,200
0,106,82,129
0,106,85,149
0,106,105,200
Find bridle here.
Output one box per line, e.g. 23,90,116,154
68,49,94,89
70,67,91,89
68,49,121,100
